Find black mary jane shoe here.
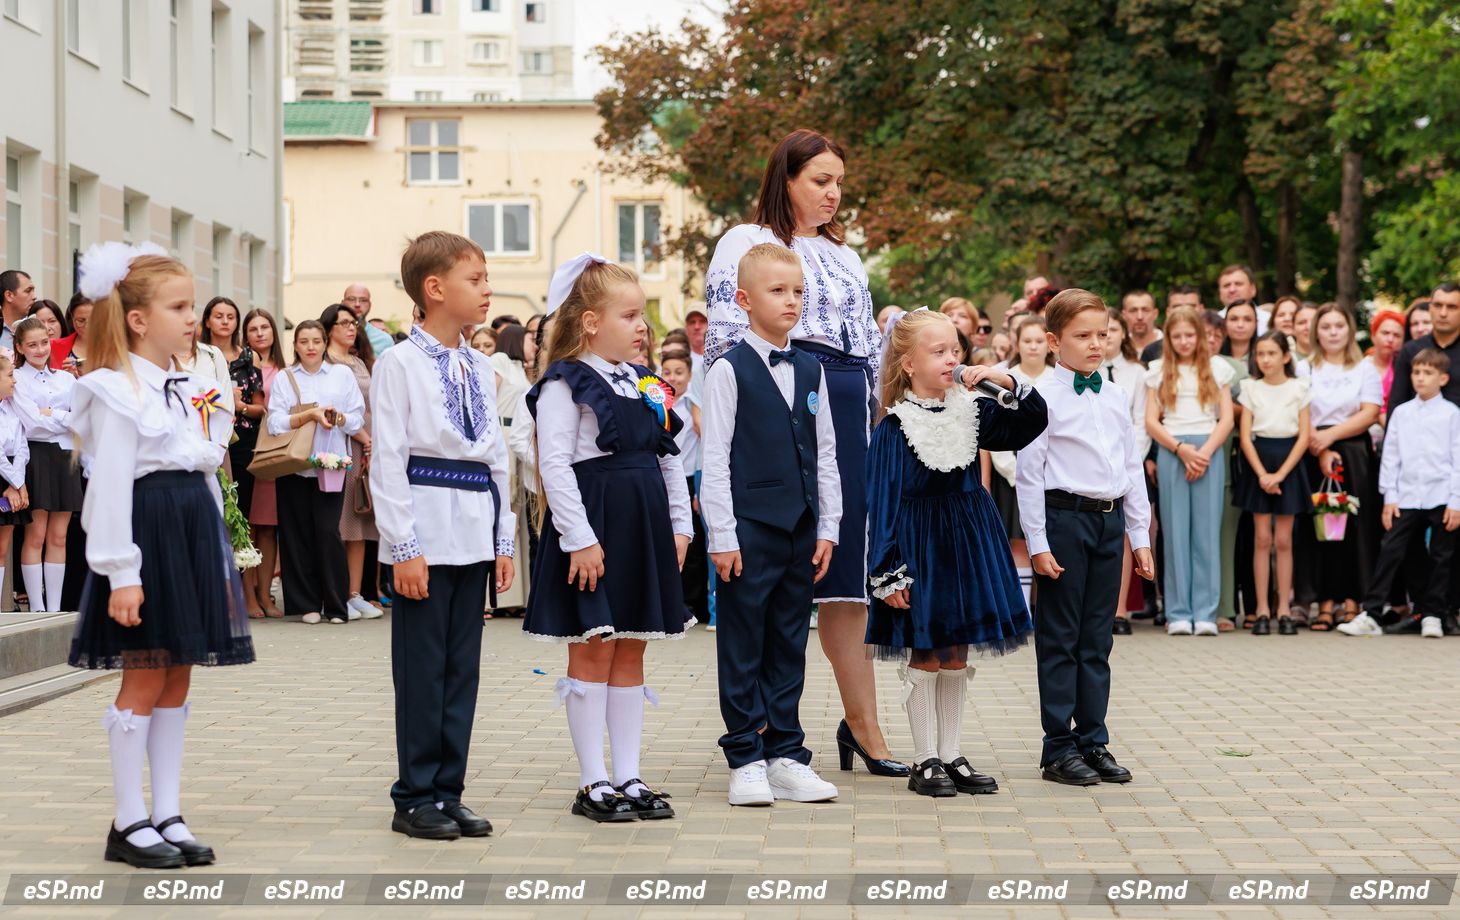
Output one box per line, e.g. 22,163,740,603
944,757,999,794
617,779,675,820
1252,616,1272,636
392,805,462,840
571,782,639,823
440,802,493,837
1081,746,1133,783
907,759,959,797
1041,753,1101,786
1112,617,1132,636
152,816,215,866
104,820,185,869
836,719,911,777
1277,616,1298,636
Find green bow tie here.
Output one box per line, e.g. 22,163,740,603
1073,370,1103,395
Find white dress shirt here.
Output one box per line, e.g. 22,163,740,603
671,393,700,477
989,363,1050,487
13,360,77,449
533,351,693,552
699,330,842,554
0,399,30,488
1016,363,1153,557
508,390,537,491
1304,359,1382,427
178,342,231,388
369,327,516,566
1379,394,1460,509
71,355,234,589
1104,355,1151,458
265,361,366,478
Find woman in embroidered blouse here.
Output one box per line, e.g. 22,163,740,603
242,309,285,618
704,128,899,770
322,303,382,621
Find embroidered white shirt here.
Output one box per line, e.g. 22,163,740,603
265,362,365,478
13,360,77,449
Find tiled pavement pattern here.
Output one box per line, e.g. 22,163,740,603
2,615,1458,919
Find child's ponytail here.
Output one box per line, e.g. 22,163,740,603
86,254,190,378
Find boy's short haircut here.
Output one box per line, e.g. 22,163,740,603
400,231,486,310
1413,347,1451,374
738,242,801,286
660,349,692,370
1044,289,1109,336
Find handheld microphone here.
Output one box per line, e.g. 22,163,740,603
953,365,1020,409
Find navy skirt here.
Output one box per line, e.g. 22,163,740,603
795,341,869,604
69,471,255,670
1233,436,1311,516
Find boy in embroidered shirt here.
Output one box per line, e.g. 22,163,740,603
701,243,842,806
370,232,516,840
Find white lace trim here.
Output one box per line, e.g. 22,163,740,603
887,388,979,472
524,617,698,644
870,564,913,600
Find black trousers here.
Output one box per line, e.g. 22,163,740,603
276,474,349,618
1034,503,1125,766
1364,507,1454,617
716,512,814,769
680,476,709,622
391,561,490,812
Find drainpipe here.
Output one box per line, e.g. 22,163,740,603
273,0,286,325
547,178,588,299
55,0,69,300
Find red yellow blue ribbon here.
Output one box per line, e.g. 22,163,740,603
192,388,225,441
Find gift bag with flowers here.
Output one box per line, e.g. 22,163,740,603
310,451,353,493
1311,462,1359,542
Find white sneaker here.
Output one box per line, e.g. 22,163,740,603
301,612,321,625
1421,616,1443,639
766,757,838,802
1167,621,1194,636
706,624,716,632
1194,620,1219,636
728,760,773,806
344,604,361,621
1336,612,1382,636
349,594,383,619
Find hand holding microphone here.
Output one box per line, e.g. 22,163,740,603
953,364,1020,408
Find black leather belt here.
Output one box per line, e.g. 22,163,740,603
1045,489,1120,513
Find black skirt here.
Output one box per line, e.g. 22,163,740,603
0,456,31,526
989,472,1023,540
69,471,255,670
25,441,83,512
1233,436,1312,515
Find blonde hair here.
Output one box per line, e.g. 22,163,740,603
88,254,192,377
1309,302,1363,369
738,242,800,287
879,309,956,408
939,296,978,325
1157,307,1219,411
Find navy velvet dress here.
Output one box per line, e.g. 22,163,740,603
865,387,1048,663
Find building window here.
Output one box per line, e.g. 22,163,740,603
414,90,442,102
472,0,499,11
4,0,19,20
170,0,193,112
524,2,545,23
170,210,193,267
413,0,440,13
618,202,663,277
4,155,22,270
248,238,265,308
212,226,231,297
465,201,534,257
473,91,502,102
520,50,550,74
123,192,149,246
406,119,461,185
66,0,81,52
248,24,265,150
211,3,232,134
470,40,502,63
412,39,443,67
122,0,136,81
350,37,384,72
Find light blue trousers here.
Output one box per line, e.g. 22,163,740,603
1157,433,1226,625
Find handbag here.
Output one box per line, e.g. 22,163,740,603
354,465,373,515
247,369,317,480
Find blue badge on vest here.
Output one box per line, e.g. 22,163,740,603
807,391,820,415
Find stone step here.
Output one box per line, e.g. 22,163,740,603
0,613,79,680
0,662,115,717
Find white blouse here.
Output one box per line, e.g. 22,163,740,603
72,355,234,589
1237,377,1311,438
1145,357,1235,436
533,352,693,553
0,399,30,488
989,364,1051,487
1104,355,1151,459
178,342,231,387
703,224,880,376
671,395,700,477
508,390,537,492
1304,359,1382,428
265,362,366,478
13,361,76,448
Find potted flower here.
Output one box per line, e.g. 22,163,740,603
1311,462,1359,542
310,451,353,493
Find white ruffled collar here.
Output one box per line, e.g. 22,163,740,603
887,387,979,472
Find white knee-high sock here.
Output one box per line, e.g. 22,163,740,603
1017,567,1033,609
104,705,163,847
607,685,658,797
936,667,973,763
44,562,65,611
148,703,194,843
900,667,940,766
0,566,7,610
558,678,611,800
21,564,43,612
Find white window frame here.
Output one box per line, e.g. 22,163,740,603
472,91,503,102
463,199,536,259
170,210,194,269
170,0,194,113
247,23,265,151
471,0,499,11
5,154,23,271
247,238,265,309
211,2,233,135
212,225,231,297
414,90,443,101
413,0,440,13
617,201,664,279
122,191,149,246
412,38,444,67
469,39,502,63
405,119,462,186
524,2,546,24
519,49,551,74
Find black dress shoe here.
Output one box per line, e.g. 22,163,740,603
1383,613,1423,635
153,816,214,866
392,806,461,840
440,802,493,837
944,756,998,794
570,782,638,823
1081,746,1133,783
1252,616,1271,636
1277,615,1298,635
1444,614,1460,636
104,820,185,869
1041,754,1101,786
907,759,959,797
617,779,675,820
836,719,910,776
1112,617,1132,636
1153,611,1167,627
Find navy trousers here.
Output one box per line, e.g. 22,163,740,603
390,561,491,812
716,512,815,769
1033,503,1125,766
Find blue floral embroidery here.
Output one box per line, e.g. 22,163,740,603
408,326,494,443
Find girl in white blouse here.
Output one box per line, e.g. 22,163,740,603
1145,308,1235,635
0,353,31,609
67,244,252,870
1294,304,1382,630
265,319,365,625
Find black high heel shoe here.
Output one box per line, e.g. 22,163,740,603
835,720,910,777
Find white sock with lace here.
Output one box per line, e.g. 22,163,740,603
104,705,164,847
560,679,611,800
148,704,194,843
1017,567,1033,609
44,562,66,611
936,668,971,763
901,667,940,766
607,685,655,798
21,564,43,612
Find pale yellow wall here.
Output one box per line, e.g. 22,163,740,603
284,103,703,331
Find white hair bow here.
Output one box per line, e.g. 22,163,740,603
77,241,169,302
546,251,610,316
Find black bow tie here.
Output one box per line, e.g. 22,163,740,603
163,376,190,414
610,369,633,392
769,348,797,367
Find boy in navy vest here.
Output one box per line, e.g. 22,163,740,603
701,243,843,806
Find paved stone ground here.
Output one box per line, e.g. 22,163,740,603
2,613,1458,918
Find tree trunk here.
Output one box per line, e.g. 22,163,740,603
1336,147,1363,312
1276,181,1297,296
1236,180,1268,299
